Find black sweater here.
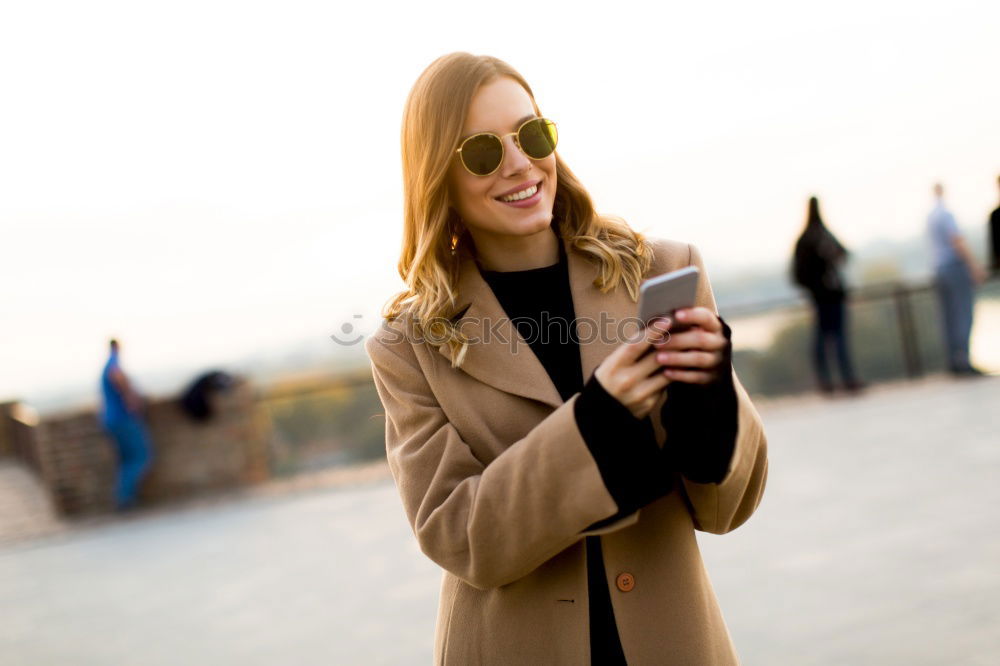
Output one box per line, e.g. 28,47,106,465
480,237,738,665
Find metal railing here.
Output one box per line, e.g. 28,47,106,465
719,272,999,388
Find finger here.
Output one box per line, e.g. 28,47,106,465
625,371,671,404
673,307,722,333
661,367,717,384
656,328,727,353
635,346,672,376
656,350,721,370
642,316,672,341
633,394,660,420
617,317,672,363
609,344,672,396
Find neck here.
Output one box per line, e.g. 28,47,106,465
470,225,560,272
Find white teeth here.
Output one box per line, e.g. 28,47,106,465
500,184,538,202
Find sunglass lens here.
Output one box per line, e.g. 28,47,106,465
519,118,558,159
461,134,503,175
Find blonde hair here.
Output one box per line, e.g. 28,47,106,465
383,52,653,367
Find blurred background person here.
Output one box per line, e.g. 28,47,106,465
927,183,987,376
99,339,154,511
990,175,1000,276
179,370,236,422
792,196,864,394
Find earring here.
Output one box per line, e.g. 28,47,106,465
449,218,462,257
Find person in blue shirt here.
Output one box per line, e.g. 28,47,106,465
927,183,987,376
100,338,153,510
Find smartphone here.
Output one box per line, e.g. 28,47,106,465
637,265,700,327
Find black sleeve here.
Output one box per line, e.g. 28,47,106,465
574,372,673,531
660,316,738,484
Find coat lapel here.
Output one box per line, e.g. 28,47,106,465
436,233,641,409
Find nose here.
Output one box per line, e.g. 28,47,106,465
500,134,531,178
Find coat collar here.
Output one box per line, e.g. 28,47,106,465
436,232,640,409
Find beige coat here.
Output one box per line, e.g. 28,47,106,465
365,234,769,665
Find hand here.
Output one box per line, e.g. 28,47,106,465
594,317,673,419
652,307,727,384
125,392,145,416
971,264,987,286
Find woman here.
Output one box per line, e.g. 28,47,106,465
365,52,769,665
791,196,864,394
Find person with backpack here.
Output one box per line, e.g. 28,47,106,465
792,196,865,394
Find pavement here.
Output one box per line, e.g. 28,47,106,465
0,375,998,665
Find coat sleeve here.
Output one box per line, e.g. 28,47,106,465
676,243,769,534
661,316,738,484
365,327,632,591
574,372,674,532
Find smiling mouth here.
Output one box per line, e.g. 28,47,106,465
496,182,540,203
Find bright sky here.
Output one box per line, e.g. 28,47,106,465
2,0,999,405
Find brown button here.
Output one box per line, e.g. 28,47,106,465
615,572,635,592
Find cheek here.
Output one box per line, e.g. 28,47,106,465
541,156,558,185
449,169,494,215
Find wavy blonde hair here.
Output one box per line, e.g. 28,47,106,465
382,52,653,367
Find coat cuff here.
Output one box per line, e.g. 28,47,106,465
574,372,673,531
661,316,738,484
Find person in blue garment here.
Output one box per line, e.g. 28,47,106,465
927,183,987,376
100,338,153,510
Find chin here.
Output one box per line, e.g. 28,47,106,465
506,212,554,236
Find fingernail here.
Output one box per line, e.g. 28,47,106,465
676,310,687,319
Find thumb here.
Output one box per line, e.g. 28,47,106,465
618,317,671,362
